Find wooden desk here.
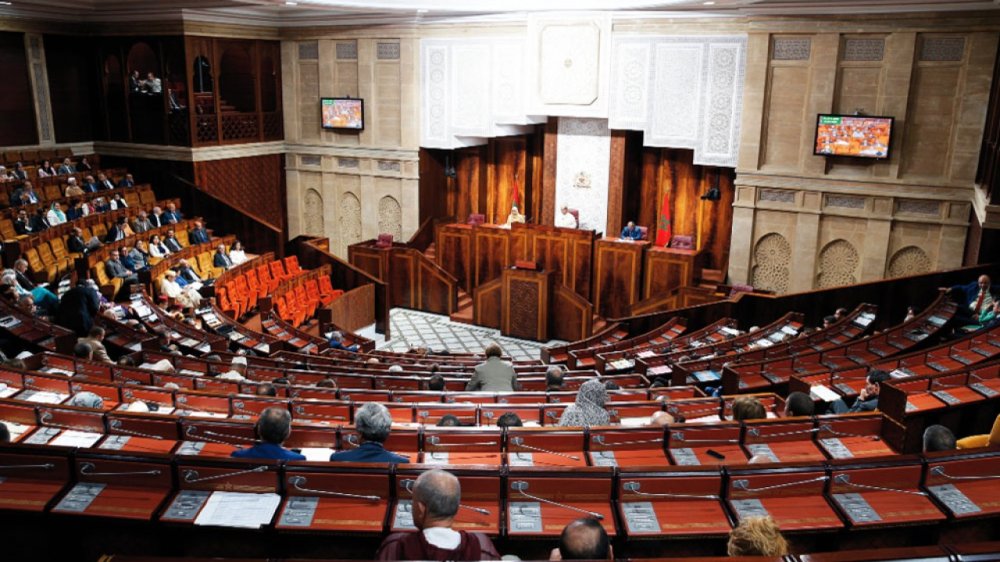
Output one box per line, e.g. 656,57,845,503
642,245,704,299
594,237,648,318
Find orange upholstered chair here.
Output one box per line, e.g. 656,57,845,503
284,255,303,276
318,276,341,305
257,264,278,294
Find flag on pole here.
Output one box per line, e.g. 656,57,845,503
512,173,520,209
654,186,672,246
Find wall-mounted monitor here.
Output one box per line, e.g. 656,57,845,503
321,97,364,131
814,114,893,160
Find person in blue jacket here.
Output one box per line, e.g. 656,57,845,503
620,221,643,241
231,407,306,461
330,402,409,463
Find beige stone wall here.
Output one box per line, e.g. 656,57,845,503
283,33,420,258
729,19,999,293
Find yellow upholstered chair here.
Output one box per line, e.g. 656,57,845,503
956,414,1000,449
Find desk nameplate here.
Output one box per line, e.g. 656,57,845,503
819,438,853,459
162,490,211,521
589,451,617,467
670,448,700,466
508,452,534,467
832,492,881,523
622,501,661,534
509,501,542,533
54,482,106,513
928,484,981,516
394,499,415,529
730,498,769,520
279,496,319,527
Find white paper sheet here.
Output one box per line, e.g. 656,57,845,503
810,384,841,402
299,447,336,462
50,430,103,448
17,390,69,404
194,491,281,529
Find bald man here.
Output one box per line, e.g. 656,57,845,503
377,469,499,560
948,275,994,326
551,518,612,560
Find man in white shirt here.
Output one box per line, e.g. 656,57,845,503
218,356,248,381
555,205,578,229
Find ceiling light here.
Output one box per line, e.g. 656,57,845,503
285,1,297,5
703,1,715,4
417,8,428,13
0,2,12,5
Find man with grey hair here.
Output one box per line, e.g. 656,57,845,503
330,402,408,463
231,407,305,461
376,469,499,560
546,365,565,391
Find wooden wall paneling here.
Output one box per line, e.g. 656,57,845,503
529,125,544,227
455,145,486,220
44,34,97,143
541,118,559,226
551,285,592,342
697,166,735,271
593,238,647,318
326,283,375,333
347,244,386,281
502,269,553,342
388,248,416,309
0,32,38,147
487,136,527,224
473,278,502,329
607,131,626,235
192,154,286,230
473,225,511,288
435,223,472,293
417,254,457,315
418,149,449,224
510,224,531,263
642,246,704,300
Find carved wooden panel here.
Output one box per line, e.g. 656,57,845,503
506,279,540,341
388,250,416,309
594,238,646,318
551,285,592,342
473,226,512,288
348,244,387,282
436,224,473,294
643,246,703,299
193,154,285,230
473,279,502,330
417,257,456,315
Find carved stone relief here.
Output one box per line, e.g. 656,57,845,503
751,233,791,294
887,246,932,278
339,192,362,247
303,188,324,236
817,239,859,288
378,195,402,240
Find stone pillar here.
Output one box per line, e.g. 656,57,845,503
23,33,54,146
728,184,757,284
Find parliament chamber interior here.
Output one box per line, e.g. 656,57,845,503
4,0,1000,560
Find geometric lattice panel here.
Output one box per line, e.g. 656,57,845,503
887,246,932,278
193,154,285,230
751,232,791,294
817,239,859,289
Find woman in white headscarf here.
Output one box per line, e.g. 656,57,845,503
159,270,202,309
558,378,610,427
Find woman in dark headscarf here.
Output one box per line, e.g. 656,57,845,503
558,379,610,427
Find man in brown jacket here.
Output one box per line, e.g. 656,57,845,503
77,326,113,363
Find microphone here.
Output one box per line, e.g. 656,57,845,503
509,436,579,461
400,479,491,515
288,475,380,501
510,481,603,520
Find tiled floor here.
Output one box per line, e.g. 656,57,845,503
356,308,565,361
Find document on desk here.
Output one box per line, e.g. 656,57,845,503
194,491,281,528
50,430,104,448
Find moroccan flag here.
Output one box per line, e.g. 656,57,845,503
511,173,520,209
654,187,672,246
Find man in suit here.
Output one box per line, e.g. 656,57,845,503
330,403,409,463
13,181,39,206
13,259,39,291
106,253,138,287
118,173,135,188
828,370,890,414
466,343,517,391
126,244,148,272
96,172,115,191
163,229,183,252
620,221,643,241
13,210,33,235
55,281,100,336
67,227,100,254
77,326,113,364
163,202,182,224
29,208,50,232
188,221,210,245
57,158,75,175
81,175,99,193
105,217,129,243
231,408,306,461
213,243,233,269
175,259,202,286
948,275,994,326
150,206,164,228
10,163,27,181
132,210,154,234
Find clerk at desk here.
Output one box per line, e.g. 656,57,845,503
231,407,306,461
620,221,643,241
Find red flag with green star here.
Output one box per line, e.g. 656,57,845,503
655,186,672,246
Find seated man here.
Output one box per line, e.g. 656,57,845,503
106,253,139,286
175,259,203,288
68,227,101,254
132,211,154,234
784,391,815,417
162,202,183,224
731,395,767,421
828,370,890,414
81,175,99,193
218,356,248,381
377,470,500,561
231,407,306,461
189,221,210,245
118,173,135,188
947,274,994,326
550,518,611,561
555,205,578,229
328,330,359,352
330,402,408,463
620,221,642,241
428,374,445,391
77,326,113,364
923,424,956,453
466,343,517,392
163,230,184,252
213,243,234,269
496,412,523,428
546,365,565,391
97,172,115,190
503,204,525,229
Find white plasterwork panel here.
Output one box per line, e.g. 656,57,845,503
421,43,449,146
527,13,611,118
698,42,745,167
609,41,651,130
555,117,610,233
649,42,704,149
450,43,492,136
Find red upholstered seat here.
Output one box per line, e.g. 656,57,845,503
670,234,694,249
637,226,649,240
467,213,485,225
375,233,393,248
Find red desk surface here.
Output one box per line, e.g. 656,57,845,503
277,497,387,532
54,485,169,521
507,502,615,536
820,436,895,459
752,497,842,531
507,451,587,467
833,490,945,527
0,479,64,512
98,435,178,455
621,499,731,537
590,449,669,467
421,452,503,466
671,444,748,466
762,440,828,463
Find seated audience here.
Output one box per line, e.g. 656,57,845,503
620,220,642,240
105,216,129,243
163,202,182,224
947,274,994,326
150,206,165,228
78,326,112,364
64,177,84,197
229,240,249,265
330,402,408,463
496,412,523,428
45,202,66,226
73,341,93,360
37,160,56,177
13,209,33,235
428,374,445,391
550,518,610,561
159,270,202,309
647,411,674,427
555,205,578,229
784,391,815,417
822,315,836,329
163,230,183,252
558,379,610,427
828,369,890,414
10,162,27,180
437,414,461,427
328,330,359,352
175,259,202,287
124,244,148,272
109,192,128,210
11,260,58,314
230,407,306,461
189,221,210,244
57,157,74,175
77,156,93,171
923,424,956,453
68,391,104,409
213,243,234,269
118,173,135,188
546,365,565,391
82,175,99,193
731,396,767,421
467,343,517,392
106,252,139,286
97,172,115,190
256,383,278,397
132,210,154,233
503,204,525,228
219,356,248,381
376,469,499,561
149,234,170,258
727,516,788,557
14,181,38,205
67,226,101,254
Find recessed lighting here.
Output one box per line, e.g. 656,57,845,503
0,2,12,6
703,1,715,4
285,1,297,5
417,8,429,13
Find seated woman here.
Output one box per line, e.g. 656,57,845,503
229,240,248,266
159,270,202,309
503,204,525,229
46,203,66,226
148,235,171,259
558,379,610,427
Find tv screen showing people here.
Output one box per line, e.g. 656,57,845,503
814,114,893,159
321,97,364,130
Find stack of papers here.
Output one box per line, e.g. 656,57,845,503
194,492,281,528
50,430,103,448
809,385,841,402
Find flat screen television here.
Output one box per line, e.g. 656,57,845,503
321,97,364,131
814,114,893,159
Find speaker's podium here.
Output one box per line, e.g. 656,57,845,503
474,261,555,342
